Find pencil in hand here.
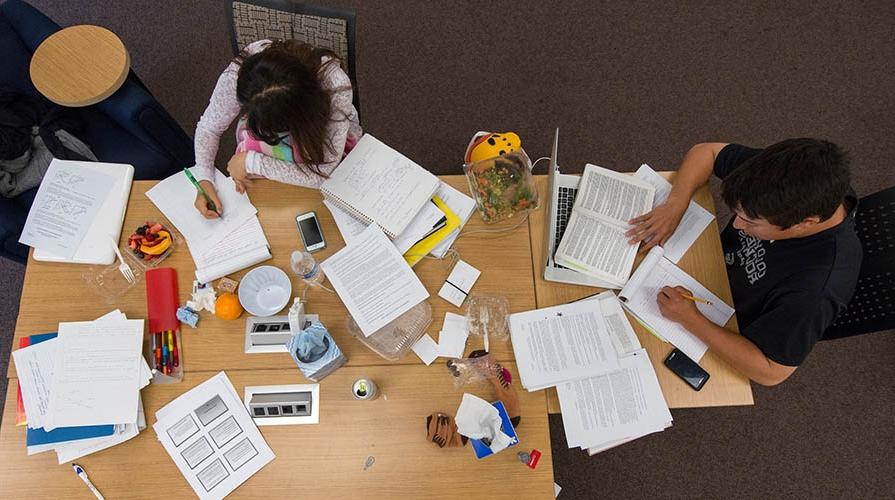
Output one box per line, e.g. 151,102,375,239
681,294,713,306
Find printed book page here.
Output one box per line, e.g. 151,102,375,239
554,164,655,286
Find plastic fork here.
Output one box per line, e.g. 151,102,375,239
110,237,136,284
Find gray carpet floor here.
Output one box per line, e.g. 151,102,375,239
4,1,894,498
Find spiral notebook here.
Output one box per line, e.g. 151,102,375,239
321,134,440,238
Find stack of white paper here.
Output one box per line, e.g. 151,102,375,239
508,298,621,391
13,310,151,463
153,372,274,500
146,169,271,283
510,292,674,455
557,350,673,455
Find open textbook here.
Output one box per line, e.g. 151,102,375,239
618,246,734,362
554,164,655,288
634,164,714,263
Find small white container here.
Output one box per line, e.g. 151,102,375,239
238,266,292,317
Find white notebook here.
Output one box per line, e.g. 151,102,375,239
618,246,734,361
31,160,134,265
321,134,440,238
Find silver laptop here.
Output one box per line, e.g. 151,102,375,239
544,129,615,287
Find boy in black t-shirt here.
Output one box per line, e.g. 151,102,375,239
627,139,861,386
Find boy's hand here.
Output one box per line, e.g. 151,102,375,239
627,196,688,251
656,286,703,326
194,180,223,219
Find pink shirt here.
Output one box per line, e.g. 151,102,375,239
192,40,362,188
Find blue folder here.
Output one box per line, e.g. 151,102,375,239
23,333,116,446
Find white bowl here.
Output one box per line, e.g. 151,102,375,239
238,266,292,317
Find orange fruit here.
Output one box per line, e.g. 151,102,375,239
215,292,243,320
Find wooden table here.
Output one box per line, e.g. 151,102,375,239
30,25,130,107
527,175,754,413
8,176,534,377
0,364,554,499
2,171,752,498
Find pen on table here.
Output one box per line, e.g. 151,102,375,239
155,332,163,373
183,168,222,219
166,331,174,373
72,463,105,500
681,294,713,306
171,330,180,367
149,334,157,373
161,331,169,375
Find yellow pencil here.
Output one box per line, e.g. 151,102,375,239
681,294,713,305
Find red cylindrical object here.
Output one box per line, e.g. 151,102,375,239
527,449,541,469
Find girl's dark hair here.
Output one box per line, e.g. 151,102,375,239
235,40,347,173
722,138,852,228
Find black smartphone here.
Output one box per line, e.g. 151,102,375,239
664,349,710,391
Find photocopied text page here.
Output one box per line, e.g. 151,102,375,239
509,300,620,391
320,224,429,336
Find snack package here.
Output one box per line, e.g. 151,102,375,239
464,149,539,223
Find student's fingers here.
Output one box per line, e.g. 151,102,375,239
194,193,218,219
674,286,692,295
201,182,224,215
629,211,653,225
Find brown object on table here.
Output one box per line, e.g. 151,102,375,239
29,25,130,107
527,174,755,412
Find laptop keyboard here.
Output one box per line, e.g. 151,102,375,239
552,187,577,269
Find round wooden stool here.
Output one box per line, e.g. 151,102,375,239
29,25,130,107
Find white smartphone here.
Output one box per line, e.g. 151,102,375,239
295,211,326,252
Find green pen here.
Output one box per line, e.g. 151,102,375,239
183,168,222,219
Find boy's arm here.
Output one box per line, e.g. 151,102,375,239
657,286,798,386
627,142,729,250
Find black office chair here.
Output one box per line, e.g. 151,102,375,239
225,0,360,115
823,186,895,340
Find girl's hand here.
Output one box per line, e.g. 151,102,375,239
227,152,253,194
626,196,688,252
194,180,223,219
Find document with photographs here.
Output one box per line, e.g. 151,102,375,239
153,372,274,500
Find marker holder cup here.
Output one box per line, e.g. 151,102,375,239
145,267,184,383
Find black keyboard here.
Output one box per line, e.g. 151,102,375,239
552,187,578,270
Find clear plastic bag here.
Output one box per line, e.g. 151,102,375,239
445,354,498,388
464,149,539,224
348,301,432,361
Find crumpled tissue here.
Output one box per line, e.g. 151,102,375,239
454,393,513,453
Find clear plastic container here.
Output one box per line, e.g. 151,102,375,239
347,301,432,361
82,223,179,304
465,293,510,341
464,148,539,224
